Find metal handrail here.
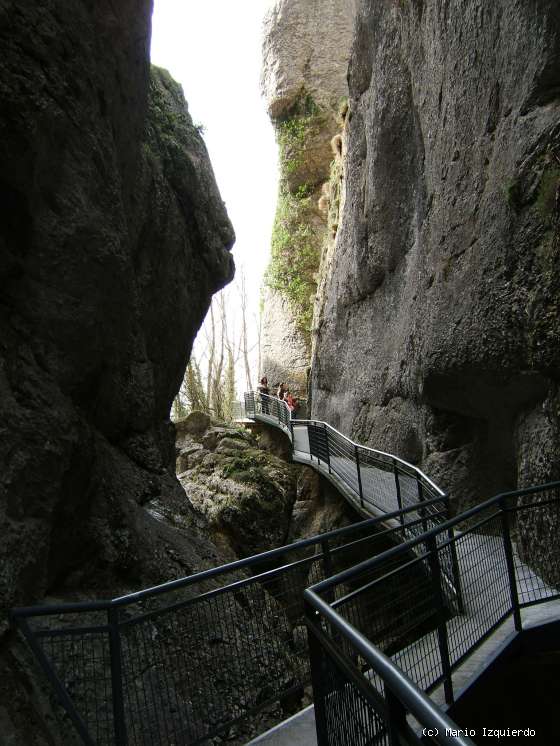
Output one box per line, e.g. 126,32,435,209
10,496,448,619
246,390,443,496
305,419,443,496
309,479,560,596
305,481,560,745
10,495,450,745
245,389,462,607
305,589,476,746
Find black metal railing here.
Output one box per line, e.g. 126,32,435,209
244,390,445,519
245,391,293,431
244,390,463,610
305,481,560,745
13,391,558,746
10,498,449,745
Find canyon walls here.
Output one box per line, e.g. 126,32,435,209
310,0,560,571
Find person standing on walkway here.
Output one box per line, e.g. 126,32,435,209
285,390,298,418
257,376,270,414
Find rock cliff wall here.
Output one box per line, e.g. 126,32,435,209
0,1,236,740
0,0,234,616
311,0,560,574
260,0,356,393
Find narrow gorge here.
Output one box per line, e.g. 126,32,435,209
1,0,560,744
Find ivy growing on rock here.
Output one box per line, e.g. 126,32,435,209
264,91,329,339
265,183,320,338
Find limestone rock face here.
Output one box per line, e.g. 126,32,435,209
262,0,357,120
311,0,560,574
261,286,310,395
0,2,237,741
260,0,357,386
0,1,234,620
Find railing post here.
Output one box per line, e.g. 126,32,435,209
426,535,454,705
313,423,321,466
305,599,330,746
324,423,331,474
500,497,522,632
417,477,428,533
385,687,409,746
108,606,127,745
355,446,364,508
393,460,404,526
444,494,465,614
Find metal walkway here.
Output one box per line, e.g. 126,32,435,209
8,392,560,746
244,395,560,745
250,529,560,745
245,391,445,520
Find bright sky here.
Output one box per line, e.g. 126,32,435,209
151,0,279,390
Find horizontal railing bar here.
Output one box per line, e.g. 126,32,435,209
11,495,449,621
10,600,113,618
331,553,428,610
292,417,445,496
305,589,476,746
118,553,322,628
309,481,560,595
510,496,560,512
108,497,449,607
328,512,445,560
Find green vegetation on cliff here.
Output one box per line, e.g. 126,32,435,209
265,184,320,336
264,92,328,337
276,93,324,179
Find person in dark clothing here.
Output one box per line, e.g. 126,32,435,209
257,376,270,414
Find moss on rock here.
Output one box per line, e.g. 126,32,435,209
177,421,299,557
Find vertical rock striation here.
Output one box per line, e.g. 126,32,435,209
311,0,560,577
260,0,357,393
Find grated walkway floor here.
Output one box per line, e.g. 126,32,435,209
246,533,560,745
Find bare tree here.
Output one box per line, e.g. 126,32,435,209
240,271,253,391
206,302,216,406
171,274,260,422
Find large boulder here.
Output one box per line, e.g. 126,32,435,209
176,421,299,557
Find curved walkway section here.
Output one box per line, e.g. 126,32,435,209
244,391,445,521
305,482,560,745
